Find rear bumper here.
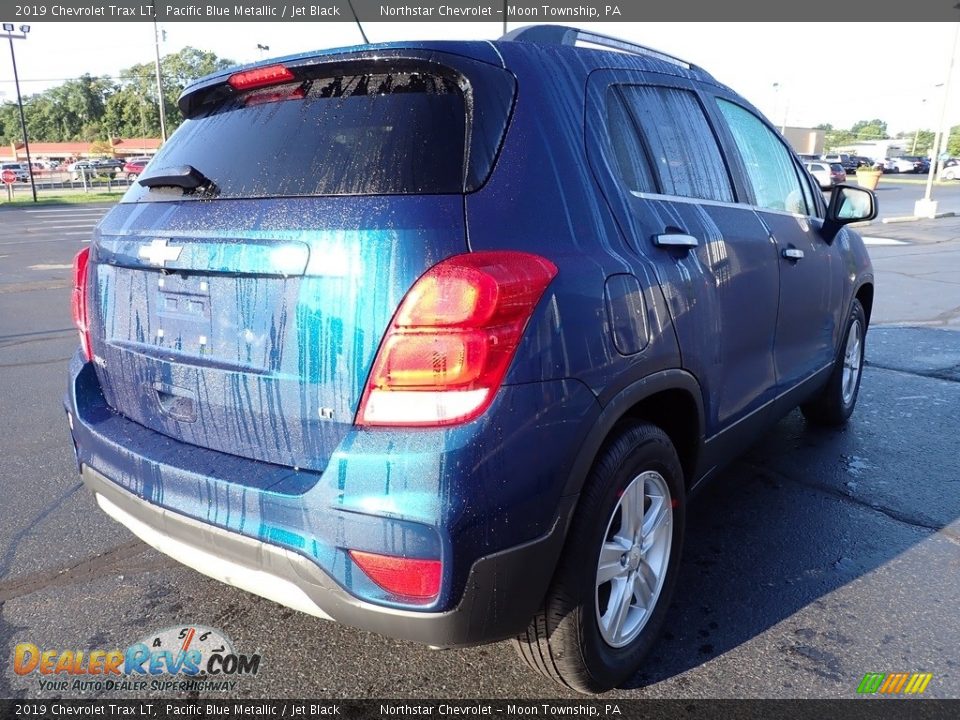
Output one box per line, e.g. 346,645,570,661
81,462,573,647
66,352,595,646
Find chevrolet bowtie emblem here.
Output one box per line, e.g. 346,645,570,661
138,239,183,267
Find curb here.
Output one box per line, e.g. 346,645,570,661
881,212,957,224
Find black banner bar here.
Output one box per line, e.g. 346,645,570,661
2,700,960,720
0,0,958,23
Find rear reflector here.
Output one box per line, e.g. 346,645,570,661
357,251,558,427
228,64,294,91
349,550,442,600
71,247,92,362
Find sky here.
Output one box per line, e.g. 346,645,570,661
1,21,958,137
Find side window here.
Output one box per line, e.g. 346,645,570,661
717,99,809,215
796,160,818,218
605,88,656,194
619,85,734,203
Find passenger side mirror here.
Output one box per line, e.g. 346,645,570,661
823,185,877,241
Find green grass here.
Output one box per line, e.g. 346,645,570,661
0,190,124,207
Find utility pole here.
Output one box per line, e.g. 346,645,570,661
2,23,37,202
151,1,167,142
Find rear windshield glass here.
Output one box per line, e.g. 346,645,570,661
130,70,471,199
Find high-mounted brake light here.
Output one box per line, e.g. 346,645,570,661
228,64,294,91
357,251,558,427
71,247,92,362
349,550,442,600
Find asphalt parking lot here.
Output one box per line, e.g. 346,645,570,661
1,187,958,700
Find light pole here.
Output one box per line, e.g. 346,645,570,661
771,82,789,134
917,22,959,218
911,98,929,154
2,23,37,202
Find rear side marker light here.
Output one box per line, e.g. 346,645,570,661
357,251,558,427
228,64,294,91
71,247,92,362
349,550,442,600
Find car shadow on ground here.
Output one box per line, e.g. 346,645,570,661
620,336,960,691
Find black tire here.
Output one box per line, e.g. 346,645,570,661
801,299,867,426
514,421,685,694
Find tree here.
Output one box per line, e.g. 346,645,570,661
0,47,234,144
897,129,935,155
850,119,888,140
947,125,960,157
824,128,856,151
112,47,235,138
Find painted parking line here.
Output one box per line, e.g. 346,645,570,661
32,224,98,230
31,214,106,219
24,207,110,213
0,237,93,246
862,237,909,246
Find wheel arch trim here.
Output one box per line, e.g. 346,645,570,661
562,369,705,497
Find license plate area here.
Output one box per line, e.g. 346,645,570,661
155,273,213,354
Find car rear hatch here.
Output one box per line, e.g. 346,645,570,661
86,49,516,473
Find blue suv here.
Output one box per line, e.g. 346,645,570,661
66,26,876,692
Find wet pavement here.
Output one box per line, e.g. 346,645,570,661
1,204,958,699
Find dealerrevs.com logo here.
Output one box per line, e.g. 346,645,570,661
13,626,261,693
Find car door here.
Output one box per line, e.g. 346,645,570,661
586,71,781,439
709,96,845,391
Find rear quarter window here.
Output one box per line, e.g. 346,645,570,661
616,85,734,203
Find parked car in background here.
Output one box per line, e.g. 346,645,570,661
897,156,928,173
852,156,874,169
805,161,846,190
122,158,150,180
884,157,918,173
941,159,959,180
92,158,125,170
0,162,29,182
822,153,857,174
69,160,116,180
66,25,878,694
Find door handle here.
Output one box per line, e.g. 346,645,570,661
782,247,804,260
653,233,699,248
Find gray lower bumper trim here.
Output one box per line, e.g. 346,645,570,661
81,464,574,648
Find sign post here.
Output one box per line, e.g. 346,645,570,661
1,168,16,202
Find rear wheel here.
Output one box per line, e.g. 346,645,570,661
801,299,866,426
514,421,685,693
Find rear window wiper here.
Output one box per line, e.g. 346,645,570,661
138,165,218,195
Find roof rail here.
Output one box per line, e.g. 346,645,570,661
499,25,695,70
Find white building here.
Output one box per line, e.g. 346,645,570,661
838,140,907,161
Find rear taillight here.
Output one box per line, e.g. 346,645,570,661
357,251,558,427
349,550,442,600
228,64,294,91
71,247,92,362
